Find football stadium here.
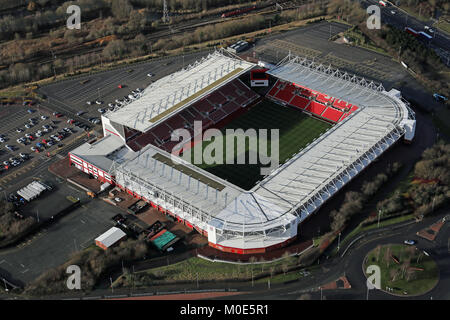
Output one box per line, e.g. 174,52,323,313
69,50,416,254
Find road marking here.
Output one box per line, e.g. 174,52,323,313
80,219,86,224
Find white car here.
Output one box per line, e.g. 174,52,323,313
19,153,27,158
147,73,153,77
390,10,396,15
40,115,48,120
16,128,23,133
114,197,123,203
0,137,5,143
25,124,31,129
87,101,92,105
31,146,37,152
95,100,103,105
3,161,9,166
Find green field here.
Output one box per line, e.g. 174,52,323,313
185,99,332,190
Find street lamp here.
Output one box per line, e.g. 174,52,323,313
337,232,341,251
3,278,8,292
378,209,382,228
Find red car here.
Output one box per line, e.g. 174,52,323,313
118,84,124,89
52,112,63,118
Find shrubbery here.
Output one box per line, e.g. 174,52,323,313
0,201,36,244
330,162,403,231
25,234,150,295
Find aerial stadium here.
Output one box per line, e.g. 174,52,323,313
68,50,416,255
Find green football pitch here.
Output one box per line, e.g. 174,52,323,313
186,99,332,190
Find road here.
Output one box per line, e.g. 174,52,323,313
214,212,450,300
361,0,450,66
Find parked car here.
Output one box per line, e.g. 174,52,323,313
76,111,85,116
16,128,23,133
86,101,92,105
95,100,103,105
30,146,37,152
404,240,416,245
25,124,32,129
5,145,14,151
27,109,34,114
19,153,28,159
41,115,48,120
147,73,153,77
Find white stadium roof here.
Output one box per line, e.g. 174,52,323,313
105,50,255,132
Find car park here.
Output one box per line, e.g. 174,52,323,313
3,161,9,166
0,137,5,143
147,73,153,77
19,153,28,159
98,108,106,114
118,84,123,89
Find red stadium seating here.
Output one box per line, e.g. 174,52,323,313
306,101,327,116
165,114,187,130
322,107,344,123
333,99,349,110
194,99,215,114
290,95,310,110
207,91,228,105
222,101,240,115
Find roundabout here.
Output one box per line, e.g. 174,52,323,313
363,243,439,297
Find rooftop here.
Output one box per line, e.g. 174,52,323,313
105,51,255,132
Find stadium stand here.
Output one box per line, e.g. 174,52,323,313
127,78,259,153
267,80,359,123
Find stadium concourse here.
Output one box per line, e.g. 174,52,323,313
68,50,416,255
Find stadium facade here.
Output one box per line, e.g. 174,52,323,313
69,50,416,254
